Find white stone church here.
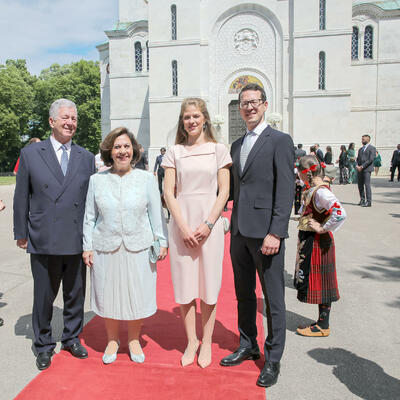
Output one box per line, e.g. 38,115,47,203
97,0,400,169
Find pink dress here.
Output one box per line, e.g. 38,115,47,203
161,142,232,304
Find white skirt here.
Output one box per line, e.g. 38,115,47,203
91,244,157,320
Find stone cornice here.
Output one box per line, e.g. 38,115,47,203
351,105,400,112
284,29,352,40
149,39,208,48
96,42,109,51
285,90,351,99
353,4,400,19
105,20,148,39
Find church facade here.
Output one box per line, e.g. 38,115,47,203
97,0,400,169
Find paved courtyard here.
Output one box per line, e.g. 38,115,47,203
0,177,399,400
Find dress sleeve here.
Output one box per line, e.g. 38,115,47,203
314,188,347,232
216,143,232,169
161,147,175,169
82,176,98,251
147,175,168,248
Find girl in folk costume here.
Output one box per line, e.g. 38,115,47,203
294,155,347,337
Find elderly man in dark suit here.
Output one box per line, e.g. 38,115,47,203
220,83,294,388
356,134,376,207
13,99,95,370
389,144,400,182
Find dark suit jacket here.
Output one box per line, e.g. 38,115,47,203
316,148,324,162
13,138,95,255
230,126,295,239
356,144,376,173
391,149,400,166
294,149,306,160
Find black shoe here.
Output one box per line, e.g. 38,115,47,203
0,317,3,327
389,180,393,182
256,361,280,388
62,342,88,359
361,202,371,207
36,351,53,371
220,346,260,366
358,200,366,206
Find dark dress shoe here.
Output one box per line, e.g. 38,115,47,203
257,361,280,387
220,346,260,366
36,352,53,371
361,202,371,207
0,317,4,327
358,200,365,206
62,342,88,359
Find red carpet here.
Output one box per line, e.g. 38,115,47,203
15,208,266,399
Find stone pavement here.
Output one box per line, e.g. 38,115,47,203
0,177,399,400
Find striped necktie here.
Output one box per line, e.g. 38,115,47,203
240,131,254,171
60,145,69,176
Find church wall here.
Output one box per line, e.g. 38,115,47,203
379,18,400,58
119,0,148,23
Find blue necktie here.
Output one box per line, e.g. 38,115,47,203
60,145,69,176
240,131,254,171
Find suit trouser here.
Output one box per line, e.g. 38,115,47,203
230,233,286,363
357,170,372,203
390,164,400,181
31,254,86,353
157,170,164,194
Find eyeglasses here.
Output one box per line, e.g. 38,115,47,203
239,99,264,109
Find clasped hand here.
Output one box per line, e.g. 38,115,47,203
181,223,211,248
307,218,326,234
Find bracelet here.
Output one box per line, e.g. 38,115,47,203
204,220,214,230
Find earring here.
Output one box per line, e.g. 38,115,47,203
203,123,207,131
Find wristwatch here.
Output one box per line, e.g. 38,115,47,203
204,220,214,230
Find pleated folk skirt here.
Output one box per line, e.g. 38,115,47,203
91,244,157,320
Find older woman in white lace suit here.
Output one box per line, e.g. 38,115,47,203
82,127,168,365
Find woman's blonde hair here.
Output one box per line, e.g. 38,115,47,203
175,98,217,145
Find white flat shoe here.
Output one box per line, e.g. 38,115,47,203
130,351,145,363
102,341,119,365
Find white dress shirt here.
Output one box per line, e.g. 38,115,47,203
242,120,269,153
50,135,72,164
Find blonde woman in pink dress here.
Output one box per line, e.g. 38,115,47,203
162,98,232,368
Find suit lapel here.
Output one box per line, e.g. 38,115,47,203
38,139,64,185
241,126,272,177
232,136,245,176
56,143,82,199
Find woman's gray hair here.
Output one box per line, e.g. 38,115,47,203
49,99,77,120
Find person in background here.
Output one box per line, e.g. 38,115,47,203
389,144,400,182
154,147,166,194
324,146,333,165
346,142,357,184
135,144,149,170
336,145,349,185
294,155,346,337
356,134,376,207
295,144,306,160
373,150,382,176
13,99,95,371
13,138,41,175
309,146,317,156
162,98,231,369
315,144,324,162
83,127,168,365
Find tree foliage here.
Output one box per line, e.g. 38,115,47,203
0,59,101,172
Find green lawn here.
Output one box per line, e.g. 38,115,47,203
0,176,16,185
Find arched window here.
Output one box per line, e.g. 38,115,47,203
318,52,326,90
135,42,142,72
351,27,359,60
171,5,177,40
146,41,149,71
172,60,178,96
319,0,326,30
364,26,373,59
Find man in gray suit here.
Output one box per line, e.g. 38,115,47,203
356,134,376,207
13,99,95,370
294,143,306,160
220,84,294,387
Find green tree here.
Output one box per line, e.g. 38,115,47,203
32,60,101,153
0,60,35,172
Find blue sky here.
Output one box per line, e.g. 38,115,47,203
0,0,118,75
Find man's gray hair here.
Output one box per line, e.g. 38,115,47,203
49,99,77,120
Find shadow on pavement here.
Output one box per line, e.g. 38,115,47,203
14,306,95,354
308,347,400,400
0,292,6,309
353,255,400,281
